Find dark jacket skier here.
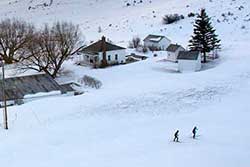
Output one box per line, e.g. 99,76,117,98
192,126,198,139
173,130,179,142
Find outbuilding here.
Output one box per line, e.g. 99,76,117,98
167,44,185,62
143,35,171,50
177,51,202,72
0,73,76,107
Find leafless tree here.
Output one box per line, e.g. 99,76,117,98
49,0,54,6
128,37,141,49
23,22,83,78
0,18,35,64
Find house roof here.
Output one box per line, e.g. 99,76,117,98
177,51,200,60
0,73,65,101
167,44,184,52
143,35,169,43
81,40,125,54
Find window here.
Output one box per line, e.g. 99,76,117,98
115,54,118,60
108,55,111,61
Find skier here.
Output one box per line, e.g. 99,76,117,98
173,130,179,142
192,126,198,139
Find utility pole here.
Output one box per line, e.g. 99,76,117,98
1,59,8,130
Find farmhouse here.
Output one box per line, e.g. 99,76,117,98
143,35,171,50
177,51,202,72
167,44,185,62
0,73,75,107
81,36,126,68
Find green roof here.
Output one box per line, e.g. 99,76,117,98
177,51,200,60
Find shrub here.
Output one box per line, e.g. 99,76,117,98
188,12,196,17
79,75,102,89
162,14,184,24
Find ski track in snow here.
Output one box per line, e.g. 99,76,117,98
32,68,250,127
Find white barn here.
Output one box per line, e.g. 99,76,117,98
167,44,185,62
143,35,171,50
81,36,126,68
177,51,202,72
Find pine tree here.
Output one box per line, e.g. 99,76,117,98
189,9,221,63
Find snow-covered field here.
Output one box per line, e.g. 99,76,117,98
0,0,250,167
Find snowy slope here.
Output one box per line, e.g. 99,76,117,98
0,0,250,167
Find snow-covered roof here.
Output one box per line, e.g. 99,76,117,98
0,73,66,101
143,35,169,43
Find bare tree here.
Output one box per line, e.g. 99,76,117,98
0,18,35,64
49,0,54,6
23,22,83,78
128,37,141,49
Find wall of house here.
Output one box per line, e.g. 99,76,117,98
98,49,126,65
82,49,126,67
168,47,185,62
82,53,99,65
195,55,202,71
0,100,16,107
144,38,171,50
178,58,201,72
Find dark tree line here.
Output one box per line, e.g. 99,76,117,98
189,9,221,63
0,18,83,78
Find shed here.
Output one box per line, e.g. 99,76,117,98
167,44,185,62
0,73,73,107
177,51,202,72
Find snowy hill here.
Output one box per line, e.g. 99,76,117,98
0,0,250,167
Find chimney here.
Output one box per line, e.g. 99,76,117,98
101,36,108,67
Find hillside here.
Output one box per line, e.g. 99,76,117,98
0,0,250,167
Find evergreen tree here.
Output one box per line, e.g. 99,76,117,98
189,9,221,63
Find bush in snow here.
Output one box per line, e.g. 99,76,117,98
238,6,244,10
80,75,102,89
162,14,184,24
188,12,196,17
